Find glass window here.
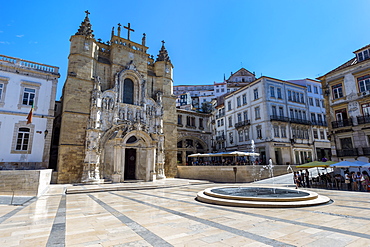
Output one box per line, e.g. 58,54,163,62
277,88,282,99
244,128,249,141
256,126,262,139
358,75,370,92
290,109,294,119
313,129,318,139
309,97,313,106
199,118,203,128
237,97,241,107
300,93,304,103
227,101,232,111
320,130,325,139
273,125,279,137
0,83,3,100
279,107,284,117
270,86,275,97
239,130,244,142
281,126,286,138
315,98,320,107
228,116,232,127
16,127,30,151
314,86,318,94
122,78,134,104
321,100,325,108
242,94,247,104
237,113,242,122
332,84,343,99
217,119,220,127
255,107,260,119
220,118,224,126
288,90,292,101
254,89,259,100
243,111,248,121
362,103,370,115
272,105,277,116
22,88,35,106
307,85,312,92
317,114,323,123
178,115,182,125
311,113,316,122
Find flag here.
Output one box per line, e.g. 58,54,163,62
26,104,34,124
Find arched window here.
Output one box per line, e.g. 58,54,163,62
123,78,134,104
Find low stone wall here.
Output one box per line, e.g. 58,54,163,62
177,165,293,183
0,169,52,196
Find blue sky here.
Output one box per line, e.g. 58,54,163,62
1,0,370,100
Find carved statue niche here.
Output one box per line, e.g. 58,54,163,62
156,91,163,105
119,108,125,120
127,108,133,120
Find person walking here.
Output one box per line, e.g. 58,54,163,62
344,172,351,191
305,169,310,188
361,171,369,192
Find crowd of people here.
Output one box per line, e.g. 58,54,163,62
294,169,370,192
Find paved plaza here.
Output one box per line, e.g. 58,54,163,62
0,177,369,247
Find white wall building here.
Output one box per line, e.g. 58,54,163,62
0,55,59,169
219,76,330,165
289,79,331,160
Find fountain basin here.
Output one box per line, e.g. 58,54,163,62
197,186,331,208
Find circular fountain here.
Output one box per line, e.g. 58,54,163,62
197,186,331,208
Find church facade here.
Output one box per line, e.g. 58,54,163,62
57,12,177,183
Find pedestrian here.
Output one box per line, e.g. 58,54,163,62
361,171,369,192
344,172,351,191
356,172,362,191
293,172,300,189
299,170,305,187
305,169,310,188
351,172,357,191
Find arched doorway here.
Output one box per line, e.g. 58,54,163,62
101,128,156,182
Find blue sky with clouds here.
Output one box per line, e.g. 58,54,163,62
1,0,370,99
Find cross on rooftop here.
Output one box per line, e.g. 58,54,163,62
85,10,90,16
124,23,135,40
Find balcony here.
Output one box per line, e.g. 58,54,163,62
311,121,328,127
289,118,311,125
336,148,358,157
362,147,370,155
357,115,370,125
270,115,289,122
216,135,226,141
235,120,250,128
331,118,353,129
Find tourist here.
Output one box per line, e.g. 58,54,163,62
361,171,369,192
299,171,305,187
344,172,351,191
305,169,310,188
351,172,357,191
356,172,362,191
334,174,342,190
293,172,300,189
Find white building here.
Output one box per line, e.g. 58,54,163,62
288,79,331,160
0,55,59,169
219,76,330,165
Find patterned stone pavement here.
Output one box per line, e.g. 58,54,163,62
0,178,369,247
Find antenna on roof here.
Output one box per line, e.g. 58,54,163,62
223,73,225,80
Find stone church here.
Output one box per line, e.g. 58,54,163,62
57,11,177,183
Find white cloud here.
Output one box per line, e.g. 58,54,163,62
16,34,24,38
0,41,10,44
